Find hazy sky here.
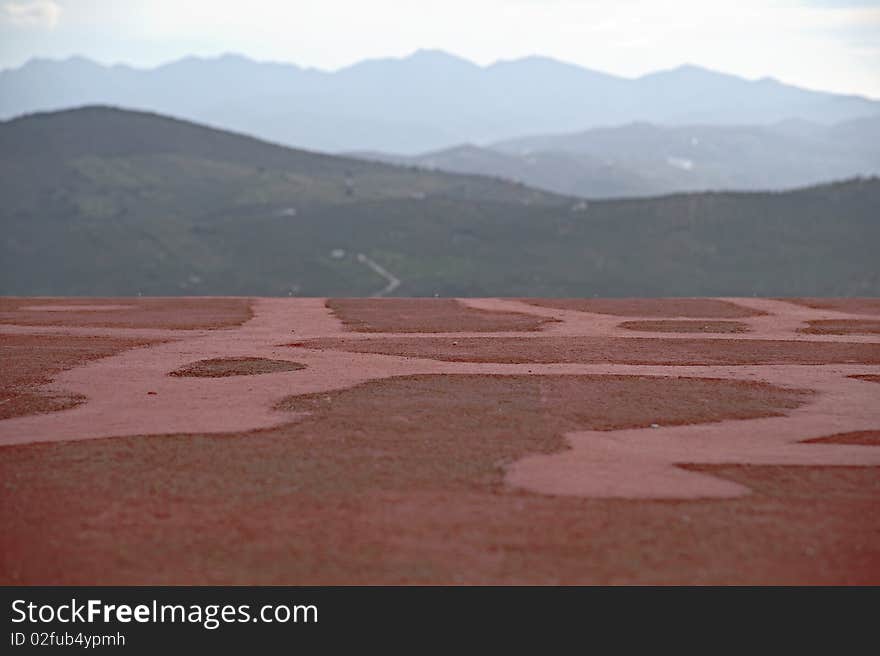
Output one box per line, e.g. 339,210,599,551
1,0,879,97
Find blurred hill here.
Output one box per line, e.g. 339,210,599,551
2,106,878,297
356,117,880,198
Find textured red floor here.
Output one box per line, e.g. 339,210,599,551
0,333,158,420
619,320,750,334
328,298,553,332
523,298,765,318
800,320,880,335
787,298,880,316
170,357,307,378
1,296,878,584
299,335,880,365
0,297,251,329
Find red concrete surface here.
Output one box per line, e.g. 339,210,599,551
787,298,880,316
523,298,766,318
619,320,750,333
0,297,251,329
1,333,159,420
170,357,307,378
298,335,880,365
806,430,880,445
328,298,553,332
800,320,880,335
1,296,878,584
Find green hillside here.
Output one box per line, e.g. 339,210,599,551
2,107,878,296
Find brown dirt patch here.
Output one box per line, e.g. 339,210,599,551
327,298,552,333
0,334,157,420
524,298,764,318
275,374,809,431
170,357,306,378
620,320,750,334
800,320,880,335
0,391,86,420
1,374,839,585
299,336,880,365
0,297,252,329
851,375,880,384
683,465,879,505
785,298,880,316
803,431,880,446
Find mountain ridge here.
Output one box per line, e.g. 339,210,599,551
3,50,877,154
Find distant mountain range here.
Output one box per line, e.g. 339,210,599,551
2,107,878,297
355,116,880,198
2,50,879,154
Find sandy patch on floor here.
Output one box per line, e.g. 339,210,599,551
523,298,766,318
0,297,252,329
300,335,880,365
786,298,880,316
170,357,307,378
21,304,136,312
804,430,880,445
0,333,158,420
800,320,880,335
620,320,750,334
327,298,553,332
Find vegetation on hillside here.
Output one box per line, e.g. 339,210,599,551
2,107,878,297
